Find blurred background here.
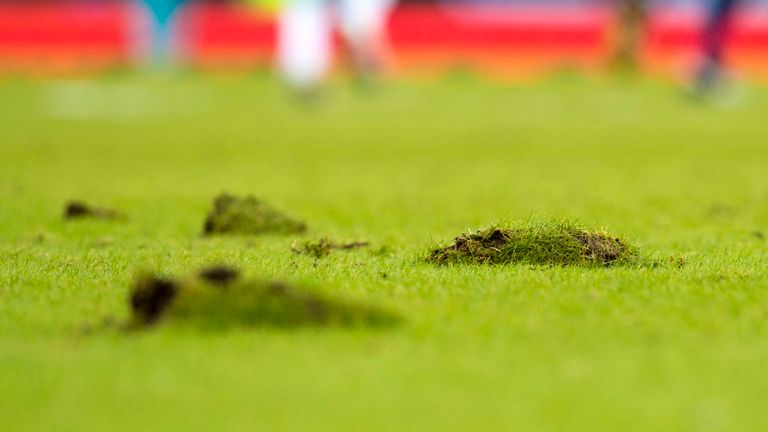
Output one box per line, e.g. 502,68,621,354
1,0,767,82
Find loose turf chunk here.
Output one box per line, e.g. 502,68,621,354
291,238,370,258
427,220,636,266
198,265,241,286
202,193,306,236
63,200,124,220
127,266,399,329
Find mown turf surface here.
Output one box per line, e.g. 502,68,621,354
1,75,768,431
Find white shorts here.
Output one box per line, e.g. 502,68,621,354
277,0,395,88
337,0,394,40
277,0,332,89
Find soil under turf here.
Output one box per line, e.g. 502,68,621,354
2,76,768,432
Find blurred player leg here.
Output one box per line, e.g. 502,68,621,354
337,0,395,80
612,0,647,72
695,0,740,92
278,0,332,94
139,0,187,67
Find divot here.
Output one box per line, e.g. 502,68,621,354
127,265,399,330
291,238,369,258
198,265,240,285
63,200,124,220
202,193,306,236
427,220,637,267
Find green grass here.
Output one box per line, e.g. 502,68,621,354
1,74,768,431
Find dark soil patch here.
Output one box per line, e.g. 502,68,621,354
427,220,636,267
130,275,178,326
202,194,307,236
291,238,369,258
63,200,124,220
127,265,398,329
198,265,240,285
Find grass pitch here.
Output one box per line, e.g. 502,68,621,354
1,75,768,431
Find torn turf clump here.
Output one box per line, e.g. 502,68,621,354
202,194,307,236
427,221,635,266
128,266,398,329
291,238,370,258
64,200,124,220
